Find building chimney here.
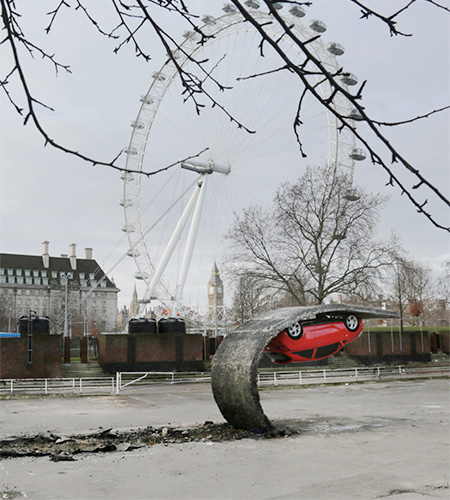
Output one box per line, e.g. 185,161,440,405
42,241,50,269
85,247,93,260
69,243,77,270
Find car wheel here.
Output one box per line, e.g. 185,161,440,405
286,322,303,340
344,314,360,332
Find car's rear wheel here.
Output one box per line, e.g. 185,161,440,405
344,314,360,332
286,322,304,340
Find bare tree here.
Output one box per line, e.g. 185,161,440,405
226,165,394,306
436,260,450,305
1,0,449,230
230,274,268,324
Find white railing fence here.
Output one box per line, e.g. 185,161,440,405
1,365,448,396
0,377,115,396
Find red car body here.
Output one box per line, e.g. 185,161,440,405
264,314,363,364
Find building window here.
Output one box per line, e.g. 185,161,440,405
0,276,6,284
34,278,41,285
89,273,95,280
17,277,24,284
16,269,22,276
81,280,88,287
51,271,58,279
8,276,15,284
33,270,39,277
7,269,13,276
79,273,85,280
26,277,32,285
100,282,107,288
17,298,22,306
24,270,31,277
42,278,48,285
41,270,47,278
0,268,4,275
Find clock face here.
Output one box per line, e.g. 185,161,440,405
218,287,222,294
209,286,214,294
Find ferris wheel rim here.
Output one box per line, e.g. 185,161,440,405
122,6,360,311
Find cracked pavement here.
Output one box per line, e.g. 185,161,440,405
1,379,448,499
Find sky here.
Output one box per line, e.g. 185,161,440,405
1,0,449,311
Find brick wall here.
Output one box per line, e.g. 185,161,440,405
345,330,431,364
439,330,449,354
0,334,62,379
98,333,205,372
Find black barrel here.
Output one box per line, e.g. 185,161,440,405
18,315,50,335
128,317,157,334
158,317,186,334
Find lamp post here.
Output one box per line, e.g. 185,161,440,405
63,274,69,339
61,273,71,363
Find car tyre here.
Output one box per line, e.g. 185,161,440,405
344,314,360,332
286,322,303,340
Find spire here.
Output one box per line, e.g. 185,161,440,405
130,284,139,317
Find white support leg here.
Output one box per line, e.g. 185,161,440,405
174,174,208,314
144,178,202,305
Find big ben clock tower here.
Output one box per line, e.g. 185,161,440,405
208,262,224,325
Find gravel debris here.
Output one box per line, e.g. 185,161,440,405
0,422,299,460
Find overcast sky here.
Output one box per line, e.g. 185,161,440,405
0,0,449,310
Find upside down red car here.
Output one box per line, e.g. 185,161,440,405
264,313,363,364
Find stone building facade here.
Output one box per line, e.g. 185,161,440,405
0,242,119,334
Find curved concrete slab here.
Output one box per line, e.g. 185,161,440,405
211,305,399,431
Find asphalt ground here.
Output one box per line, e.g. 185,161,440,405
1,378,449,500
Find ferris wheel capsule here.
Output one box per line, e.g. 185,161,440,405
131,120,144,129
310,19,327,33
327,42,345,56
348,147,367,161
182,30,201,41
341,73,358,86
152,71,167,81
348,108,364,121
124,146,137,155
272,2,283,10
202,15,215,24
344,188,361,201
126,249,140,257
289,5,306,17
222,3,237,13
244,0,260,9
140,95,154,105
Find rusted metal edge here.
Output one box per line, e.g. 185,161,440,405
211,305,398,432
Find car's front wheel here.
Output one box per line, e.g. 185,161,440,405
344,314,360,332
286,322,304,340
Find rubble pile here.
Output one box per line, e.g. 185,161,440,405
0,422,299,461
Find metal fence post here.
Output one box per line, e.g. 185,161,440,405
355,368,358,380
299,371,302,385
116,372,120,395
10,379,13,396
274,372,277,386
323,370,327,382
45,379,48,395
